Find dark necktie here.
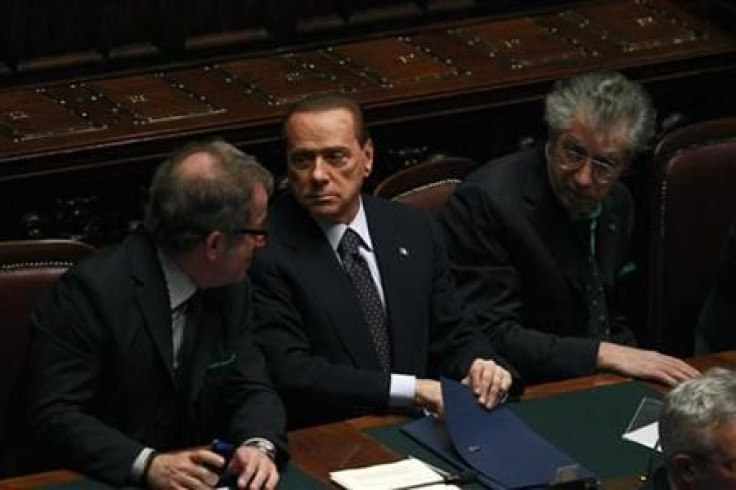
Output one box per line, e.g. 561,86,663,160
338,228,391,371
575,219,610,340
176,291,202,378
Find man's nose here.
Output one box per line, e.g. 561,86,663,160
572,159,594,187
310,158,330,182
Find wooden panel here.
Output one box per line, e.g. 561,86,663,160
84,75,224,126
0,0,732,164
16,0,103,72
451,16,588,71
216,55,368,106
102,0,161,60
185,0,272,50
324,37,461,89
0,0,735,243
0,90,104,143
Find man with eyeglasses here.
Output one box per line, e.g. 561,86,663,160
441,71,698,385
250,93,519,428
26,140,286,489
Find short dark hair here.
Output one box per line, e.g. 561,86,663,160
545,71,656,157
144,140,273,253
282,92,369,146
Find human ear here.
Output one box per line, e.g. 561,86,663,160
203,231,226,260
362,139,374,177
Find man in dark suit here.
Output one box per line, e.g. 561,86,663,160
441,71,699,385
250,94,518,427
26,141,286,489
696,223,736,353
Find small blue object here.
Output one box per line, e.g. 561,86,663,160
211,439,234,457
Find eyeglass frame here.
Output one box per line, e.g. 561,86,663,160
552,136,629,185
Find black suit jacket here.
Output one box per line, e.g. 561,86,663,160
250,194,517,426
25,234,286,486
440,148,636,382
697,222,736,353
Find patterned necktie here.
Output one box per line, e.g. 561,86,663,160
575,219,610,340
338,228,391,371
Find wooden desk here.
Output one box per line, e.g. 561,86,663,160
2,350,734,489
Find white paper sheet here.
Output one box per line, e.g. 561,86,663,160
622,421,662,452
330,457,459,490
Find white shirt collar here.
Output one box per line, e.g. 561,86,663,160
157,248,198,311
315,197,374,253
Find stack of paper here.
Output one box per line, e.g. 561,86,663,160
330,458,459,490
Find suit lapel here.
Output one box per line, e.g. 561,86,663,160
364,198,415,372
280,198,384,370
524,154,586,295
131,236,176,382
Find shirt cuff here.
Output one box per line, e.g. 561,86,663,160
389,373,417,407
130,447,156,484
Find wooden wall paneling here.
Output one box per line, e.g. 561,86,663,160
290,0,346,36
184,0,273,52
156,0,186,56
346,1,425,26
422,0,479,14
102,0,162,61
0,1,16,74
2,0,26,75
0,5,8,73
16,0,104,73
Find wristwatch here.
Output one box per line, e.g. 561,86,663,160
244,438,277,461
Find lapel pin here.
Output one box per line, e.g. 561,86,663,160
399,247,409,257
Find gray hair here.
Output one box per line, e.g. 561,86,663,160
659,367,736,465
544,71,656,157
144,139,273,253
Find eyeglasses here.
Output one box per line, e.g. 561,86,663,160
556,139,626,184
234,228,269,241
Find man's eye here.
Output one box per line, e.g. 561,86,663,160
290,154,312,167
325,151,348,165
593,157,618,169
567,145,587,161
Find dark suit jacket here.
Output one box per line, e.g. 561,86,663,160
440,148,636,382
697,222,736,353
25,233,286,486
250,194,517,427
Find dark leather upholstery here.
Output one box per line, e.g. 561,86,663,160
373,156,478,211
644,118,736,357
0,239,94,477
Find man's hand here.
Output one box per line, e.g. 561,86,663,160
462,358,512,409
228,445,279,490
415,378,444,417
146,449,223,490
597,342,700,387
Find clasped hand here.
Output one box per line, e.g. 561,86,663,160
147,445,278,490
415,358,512,416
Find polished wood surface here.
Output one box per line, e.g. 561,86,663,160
1,0,734,182
2,350,733,489
2,0,736,243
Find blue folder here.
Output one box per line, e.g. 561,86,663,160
402,378,598,489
